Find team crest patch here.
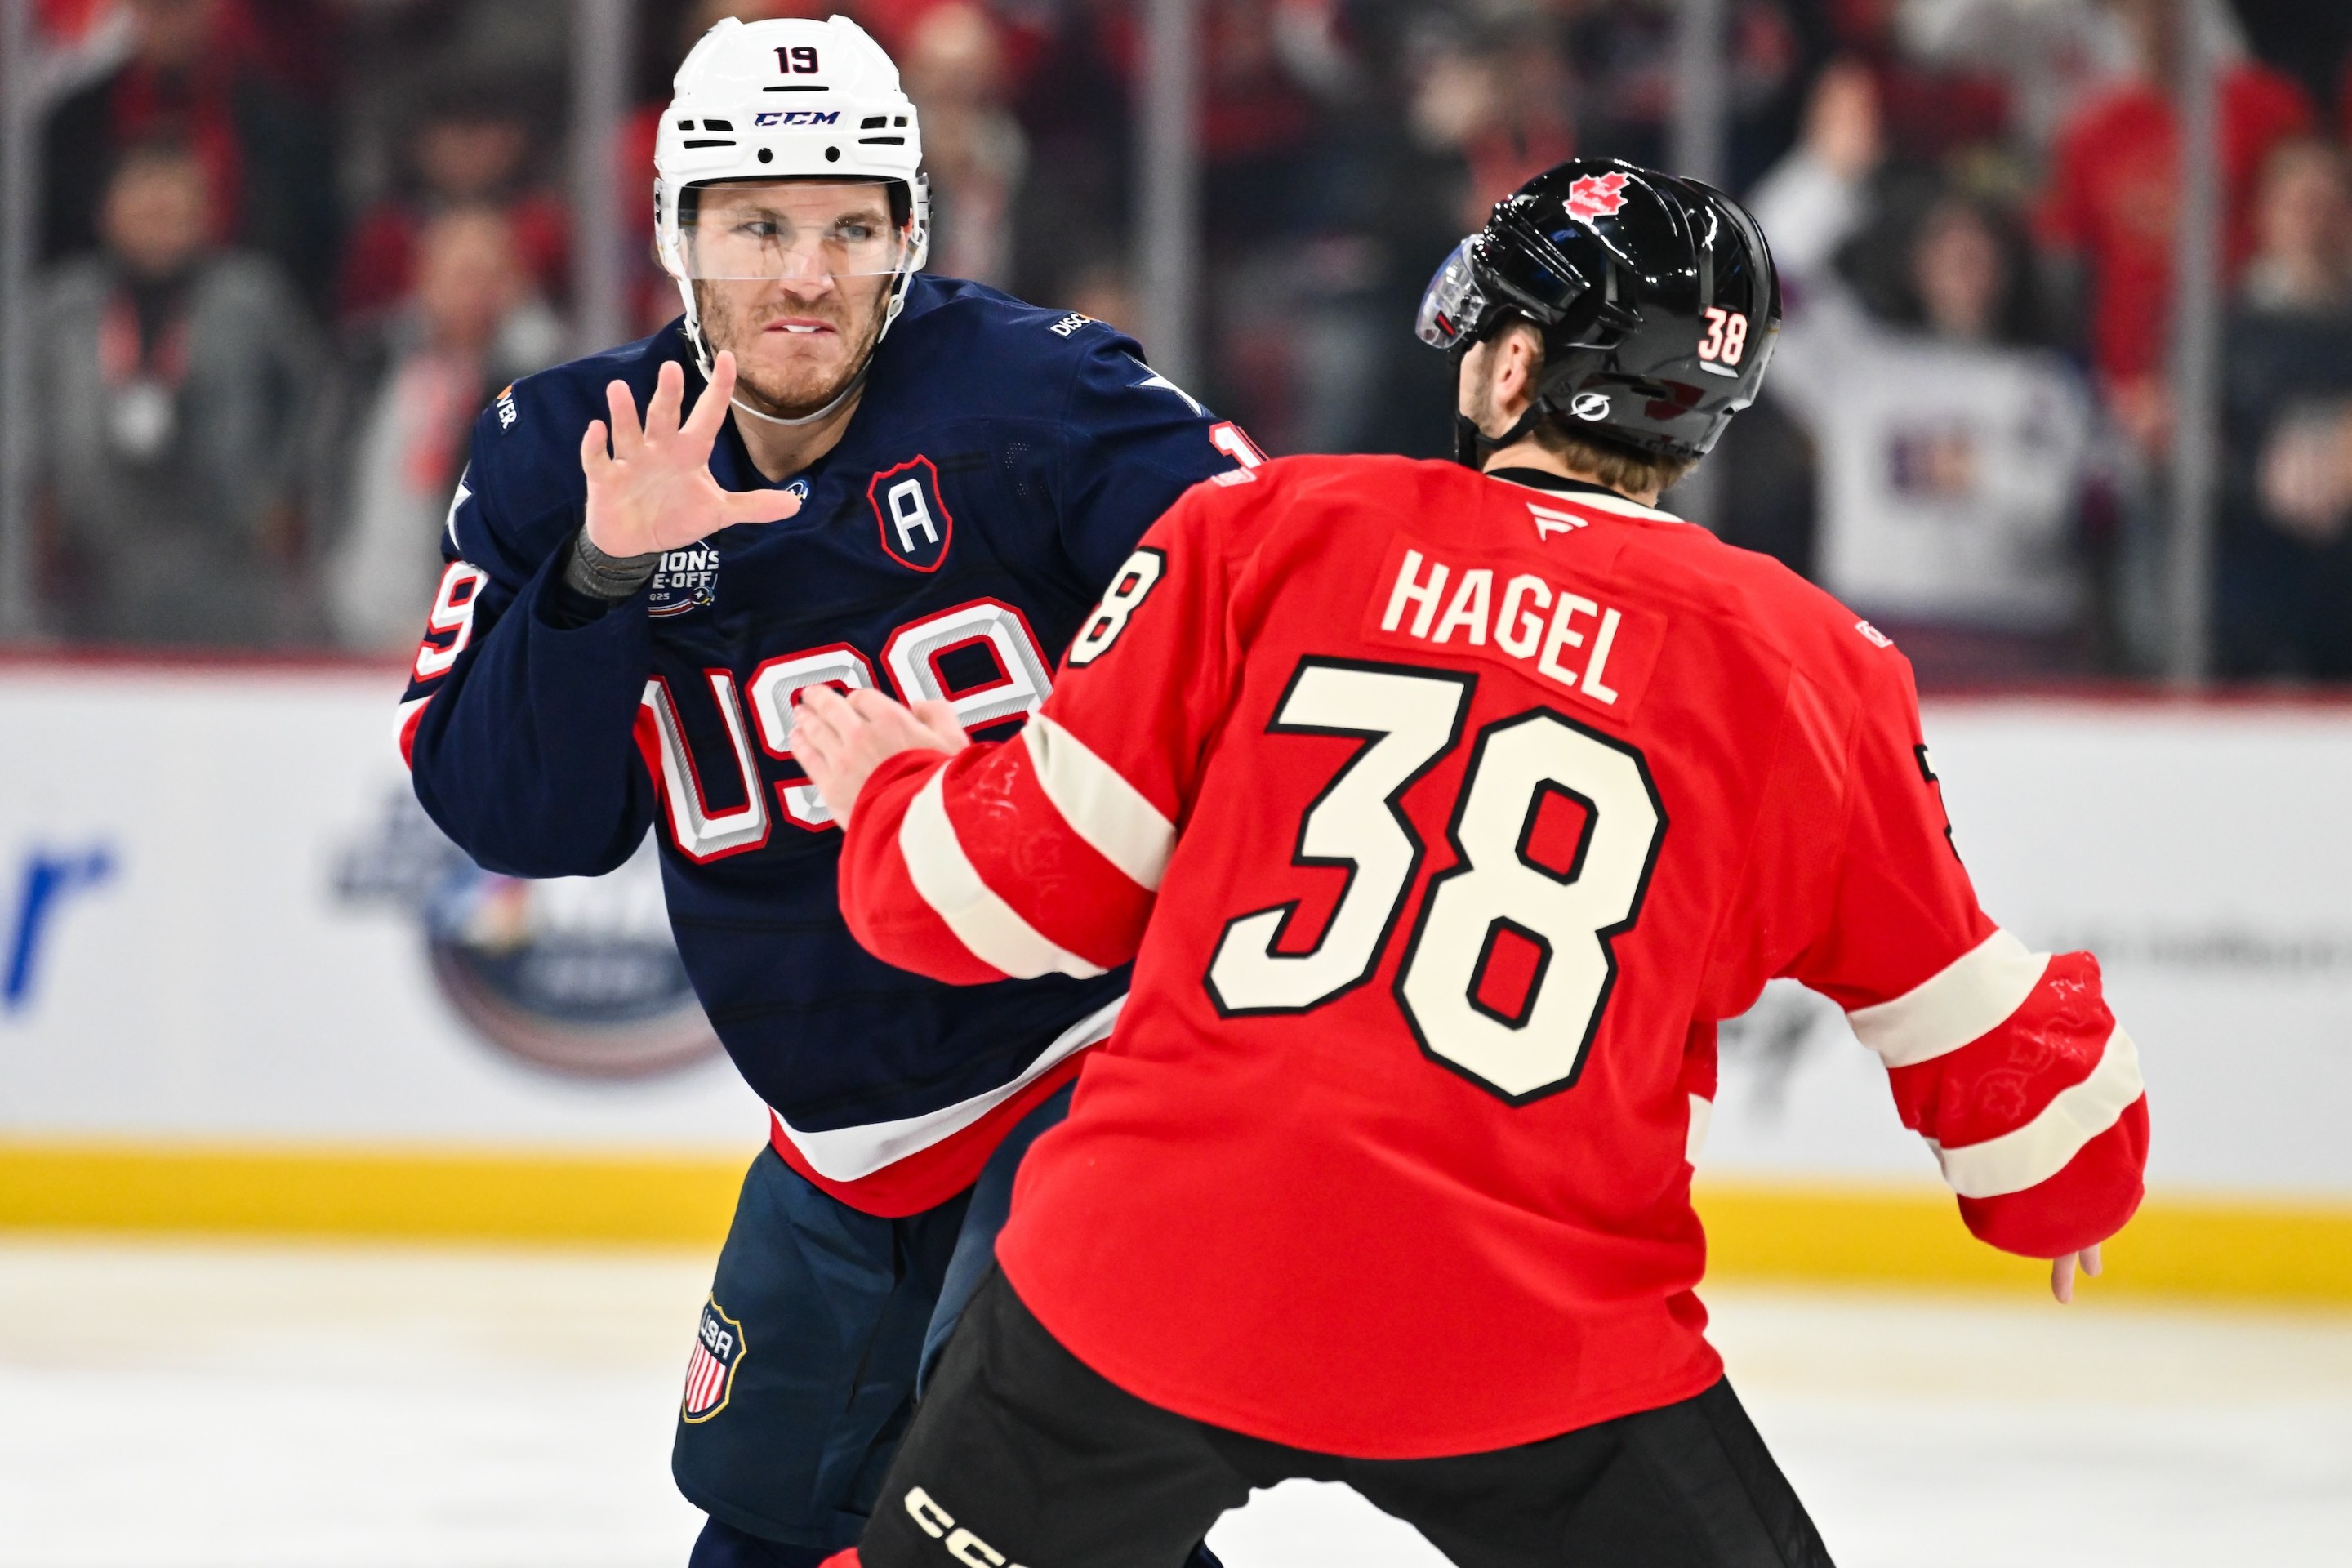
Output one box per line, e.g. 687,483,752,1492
648,545,719,618
1566,171,1630,223
682,1297,746,1423
869,456,954,573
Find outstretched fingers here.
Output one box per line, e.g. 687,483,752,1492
2050,1241,2108,1304
644,359,688,445
604,378,644,457
722,483,804,526
685,350,740,444
580,418,612,478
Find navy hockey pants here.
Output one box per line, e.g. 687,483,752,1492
677,1084,1071,1568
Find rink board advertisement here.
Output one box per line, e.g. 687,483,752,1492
0,663,2348,1227
0,660,768,1156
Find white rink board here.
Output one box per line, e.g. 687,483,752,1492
0,667,2344,1194
1705,697,2352,1198
0,662,766,1151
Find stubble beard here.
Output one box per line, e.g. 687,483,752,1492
694,280,891,418
1462,355,1501,441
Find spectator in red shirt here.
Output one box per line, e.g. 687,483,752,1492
2036,0,2314,454
338,79,570,327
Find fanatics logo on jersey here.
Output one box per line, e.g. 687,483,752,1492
870,455,955,572
1528,502,1588,540
648,546,720,618
1565,172,1631,223
682,1298,746,1423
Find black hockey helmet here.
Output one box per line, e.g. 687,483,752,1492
1417,158,1780,467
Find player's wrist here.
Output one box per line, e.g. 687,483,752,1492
564,527,662,603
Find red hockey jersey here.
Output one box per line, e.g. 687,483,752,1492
834,456,2149,1459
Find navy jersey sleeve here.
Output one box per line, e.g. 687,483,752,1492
1049,331,1263,586
397,381,658,880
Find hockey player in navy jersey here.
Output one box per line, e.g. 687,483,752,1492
394,16,1255,1567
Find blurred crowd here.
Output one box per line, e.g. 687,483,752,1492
11,0,2352,683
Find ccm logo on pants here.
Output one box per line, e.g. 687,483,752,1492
905,1485,1028,1568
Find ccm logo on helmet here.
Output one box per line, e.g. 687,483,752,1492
755,110,840,127
1570,392,1611,421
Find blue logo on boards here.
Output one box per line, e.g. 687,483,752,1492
2,844,116,1016
335,792,718,1078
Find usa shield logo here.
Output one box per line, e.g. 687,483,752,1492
681,1297,746,1423
869,456,954,572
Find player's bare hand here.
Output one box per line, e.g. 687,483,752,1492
579,351,802,557
791,685,969,827
2049,1242,2102,1304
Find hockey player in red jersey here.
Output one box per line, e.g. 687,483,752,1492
789,160,2149,1568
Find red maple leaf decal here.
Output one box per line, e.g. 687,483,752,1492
1565,172,1630,223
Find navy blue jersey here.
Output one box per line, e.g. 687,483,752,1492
398,276,1255,1211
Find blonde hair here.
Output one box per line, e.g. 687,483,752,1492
1490,319,1701,498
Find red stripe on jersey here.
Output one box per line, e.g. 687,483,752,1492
631,702,665,797
766,1051,1089,1218
1958,1096,2149,1258
398,697,430,768
1883,951,2114,1147
937,741,1157,973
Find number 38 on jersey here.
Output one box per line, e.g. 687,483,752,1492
1205,659,1666,1104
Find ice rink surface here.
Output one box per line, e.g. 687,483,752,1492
2,1239,2347,1568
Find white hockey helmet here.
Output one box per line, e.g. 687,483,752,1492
654,14,929,375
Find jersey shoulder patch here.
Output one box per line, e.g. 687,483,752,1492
463,331,687,570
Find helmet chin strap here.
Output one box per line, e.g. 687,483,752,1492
729,365,868,428
1454,399,1554,470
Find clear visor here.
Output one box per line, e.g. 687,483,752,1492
1414,238,1490,350
677,185,912,281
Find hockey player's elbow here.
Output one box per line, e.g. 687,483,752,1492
412,774,648,880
